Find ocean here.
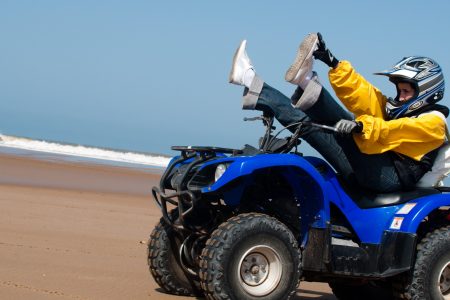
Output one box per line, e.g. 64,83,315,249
0,134,171,171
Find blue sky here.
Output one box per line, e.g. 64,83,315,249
1,1,450,156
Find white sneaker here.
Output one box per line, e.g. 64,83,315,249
285,33,319,85
229,40,254,86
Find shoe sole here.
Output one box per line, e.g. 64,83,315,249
285,33,318,83
229,40,246,83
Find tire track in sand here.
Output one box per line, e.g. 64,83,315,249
1,280,89,299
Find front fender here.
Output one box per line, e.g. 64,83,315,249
201,154,335,230
203,154,328,193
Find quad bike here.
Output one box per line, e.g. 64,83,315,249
147,112,450,300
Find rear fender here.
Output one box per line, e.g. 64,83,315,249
392,194,450,233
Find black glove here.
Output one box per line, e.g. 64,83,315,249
334,119,363,135
313,32,339,68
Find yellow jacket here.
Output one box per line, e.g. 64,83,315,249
328,60,446,161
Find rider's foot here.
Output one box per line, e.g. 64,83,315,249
285,33,319,87
229,40,255,87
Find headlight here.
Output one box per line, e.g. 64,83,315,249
214,163,229,182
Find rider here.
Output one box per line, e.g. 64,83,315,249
229,33,449,192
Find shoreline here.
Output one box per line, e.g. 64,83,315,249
0,151,163,196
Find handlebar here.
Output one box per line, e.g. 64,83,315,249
302,121,339,132
244,114,341,154
244,115,276,131
244,115,338,133
243,116,264,122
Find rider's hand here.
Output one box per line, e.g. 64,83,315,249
334,119,363,135
313,33,339,68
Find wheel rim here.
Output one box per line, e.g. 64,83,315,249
238,245,282,296
439,260,450,299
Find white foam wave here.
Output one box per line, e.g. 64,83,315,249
0,134,170,167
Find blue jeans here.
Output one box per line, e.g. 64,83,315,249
252,83,402,193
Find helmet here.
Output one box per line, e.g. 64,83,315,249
375,56,445,119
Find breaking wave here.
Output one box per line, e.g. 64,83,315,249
0,134,171,168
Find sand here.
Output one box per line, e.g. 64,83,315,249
0,151,336,299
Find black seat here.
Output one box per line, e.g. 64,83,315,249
338,178,441,209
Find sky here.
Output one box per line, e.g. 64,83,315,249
1,1,450,157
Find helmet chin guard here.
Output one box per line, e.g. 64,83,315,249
375,56,445,119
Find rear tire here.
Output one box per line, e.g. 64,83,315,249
199,212,301,300
394,225,450,300
147,215,201,296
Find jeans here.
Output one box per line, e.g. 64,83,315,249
252,83,402,193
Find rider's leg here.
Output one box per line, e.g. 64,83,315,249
335,136,403,192
285,32,353,124
243,77,305,127
239,58,350,127
291,77,353,124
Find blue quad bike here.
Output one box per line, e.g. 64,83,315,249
148,113,450,300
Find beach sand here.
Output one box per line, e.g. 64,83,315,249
0,150,336,299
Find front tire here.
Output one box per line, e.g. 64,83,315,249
401,225,450,300
147,215,201,296
199,213,301,300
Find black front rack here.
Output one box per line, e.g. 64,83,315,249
171,145,242,154
152,146,242,231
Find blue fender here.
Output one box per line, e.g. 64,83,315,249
390,193,450,233
327,176,450,243
201,154,335,229
203,154,327,192
328,176,402,244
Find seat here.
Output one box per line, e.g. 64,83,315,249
338,178,441,209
